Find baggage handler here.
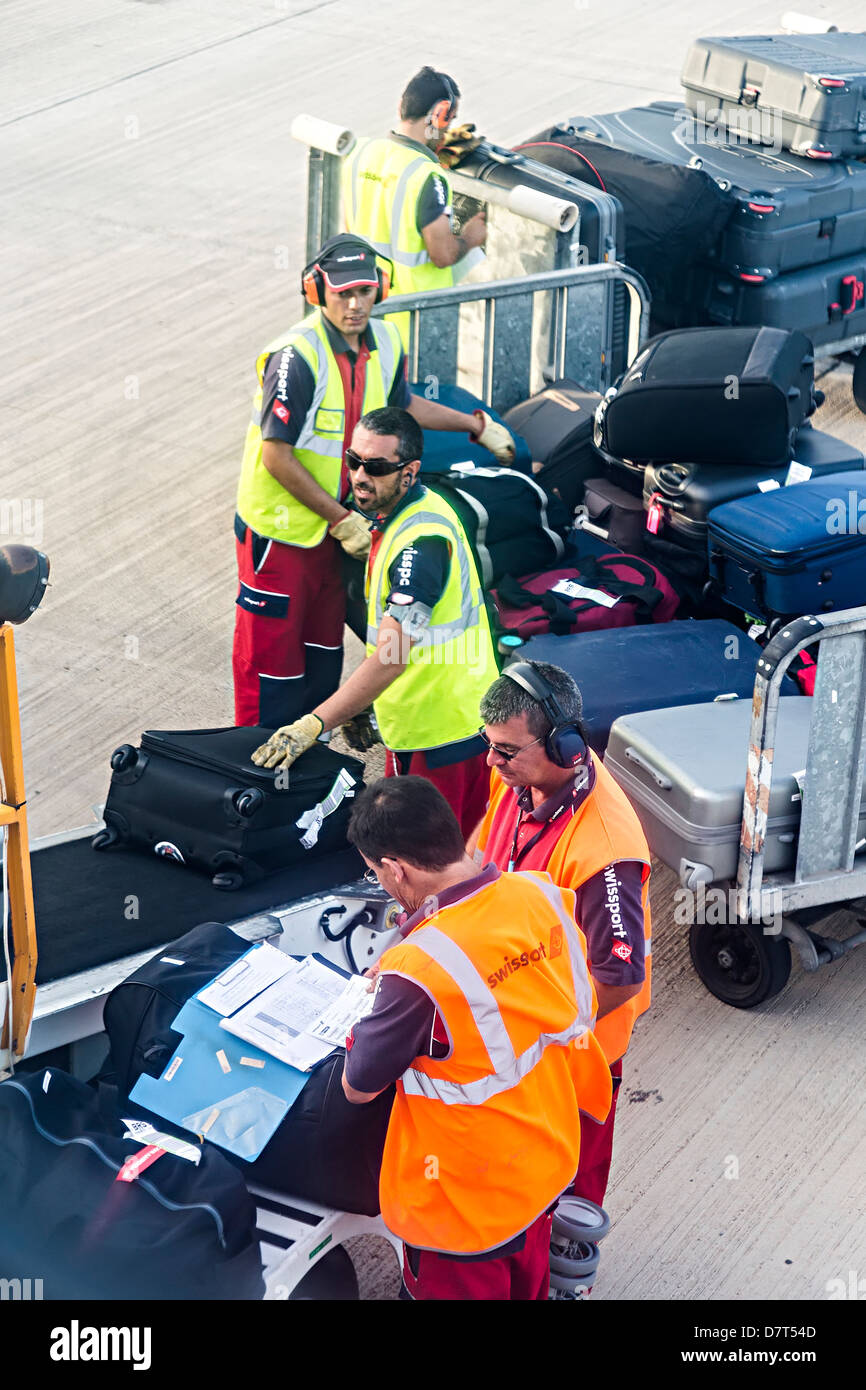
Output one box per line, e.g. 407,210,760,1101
250,407,501,837
341,775,612,1300
233,234,512,729
469,661,651,1208
342,67,487,347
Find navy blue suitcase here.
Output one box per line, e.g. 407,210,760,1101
410,381,532,475
708,472,866,619
511,619,799,754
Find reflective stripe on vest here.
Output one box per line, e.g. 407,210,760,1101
366,508,481,648
400,874,596,1107
236,311,400,547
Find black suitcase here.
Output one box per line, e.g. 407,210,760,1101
503,380,606,512
707,471,866,619
98,727,364,890
595,326,816,467
643,424,865,553
0,1068,265,1301
426,467,569,588
514,619,800,754
535,103,866,288
702,250,866,347
682,33,866,161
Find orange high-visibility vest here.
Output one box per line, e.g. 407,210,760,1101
376,869,612,1255
476,760,652,1065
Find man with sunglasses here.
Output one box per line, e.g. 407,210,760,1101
233,233,513,730
470,661,652,1215
252,406,499,835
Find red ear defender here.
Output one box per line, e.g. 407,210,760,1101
301,263,325,306
429,98,452,132
376,265,391,303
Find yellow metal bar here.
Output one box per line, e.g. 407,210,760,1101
0,625,38,1059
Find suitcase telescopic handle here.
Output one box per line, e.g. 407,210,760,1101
623,747,673,789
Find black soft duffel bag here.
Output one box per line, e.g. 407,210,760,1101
0,1068,265,1300
103,920,394,1216
427,466,569,588
96,727,364,890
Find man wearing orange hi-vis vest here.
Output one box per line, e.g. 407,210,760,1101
469,661,652,1215
342,776,612,1301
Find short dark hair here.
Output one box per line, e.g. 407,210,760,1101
358,406,424,463
347,776,465,871
400,67,460,122
480,661,585,740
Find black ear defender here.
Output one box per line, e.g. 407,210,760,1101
503,662,587,770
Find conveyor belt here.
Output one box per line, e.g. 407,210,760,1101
11,838,362,985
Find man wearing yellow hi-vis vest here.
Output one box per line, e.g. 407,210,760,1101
342,68,487,348
233,235,513,730
251,406,499,837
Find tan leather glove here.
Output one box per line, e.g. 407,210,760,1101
329,510,372,560
437,122,483,169
471,410,516,466
251,713,323,769
340,708,381,753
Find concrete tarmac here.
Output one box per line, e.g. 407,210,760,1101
4,0,866,1303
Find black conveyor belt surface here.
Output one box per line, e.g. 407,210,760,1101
13,839,363,985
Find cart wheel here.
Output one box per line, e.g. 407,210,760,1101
233,787,264,819
853,351,866,414
91,827,120,851
689,918,791,1008
110,744,137,774
288,1245,359,1300
212,870,244,891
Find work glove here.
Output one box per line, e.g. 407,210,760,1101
251,713,323,769
329,510,372,560
437,122,483,169
340,708,381,753
471,410,516,466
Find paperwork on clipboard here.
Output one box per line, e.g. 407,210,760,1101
218,954,376,1071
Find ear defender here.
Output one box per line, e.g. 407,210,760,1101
503,663,588,770
301,262,325,306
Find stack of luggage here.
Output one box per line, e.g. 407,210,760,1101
522,30,866,406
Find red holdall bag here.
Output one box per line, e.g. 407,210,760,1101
492,554,679,639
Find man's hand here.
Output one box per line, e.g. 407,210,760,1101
340,708,381,752
329,510,372,560
437,121,483,169
460,209,487,251
471,410,516,466
251,713,323,769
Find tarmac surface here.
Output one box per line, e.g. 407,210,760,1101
5,0,866,1304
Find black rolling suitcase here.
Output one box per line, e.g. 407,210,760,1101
595,326,816,467
643,424,865,554
703,250,866,347
708,472,866,619
682,33,866,161
503,381,606,511
97,727,364,889
514,619,800,755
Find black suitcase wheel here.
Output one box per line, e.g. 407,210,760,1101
232,787,264,819
110,744,138,774
853,351,866,415
288,1245,359,1301
212,870,244,891
91,827,120,851
689,918,791,1008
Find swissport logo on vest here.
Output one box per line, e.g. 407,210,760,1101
486,923,563,990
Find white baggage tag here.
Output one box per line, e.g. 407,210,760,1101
757,479,781,492
551,578,619,608
785,460,813,486
296,768,357,848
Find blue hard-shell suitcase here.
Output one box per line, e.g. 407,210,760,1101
411,381,532,475
511,619,800,755
708,472,866,619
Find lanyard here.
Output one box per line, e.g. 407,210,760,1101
507,800,569,873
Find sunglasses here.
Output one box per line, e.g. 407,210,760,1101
345,448,414,478
478,728,545,762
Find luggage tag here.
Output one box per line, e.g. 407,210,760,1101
296,768,357,849
645,492,663,535
116,1144,167,1183
784,461,812,486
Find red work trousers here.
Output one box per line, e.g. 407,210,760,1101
384,748,490,841
233,524,345,729
400,1211,553,1301
570,1058,623,1207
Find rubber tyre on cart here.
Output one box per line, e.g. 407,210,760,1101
288,1245,360,1300
688,917,791,1008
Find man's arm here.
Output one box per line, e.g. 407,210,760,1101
406,392,479,435
422,210,486,268
342,1078,386,1104
571,860,647,1017
261,440,349,527
342,975,438,1104
313,615,410,733
595,980,643,1020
